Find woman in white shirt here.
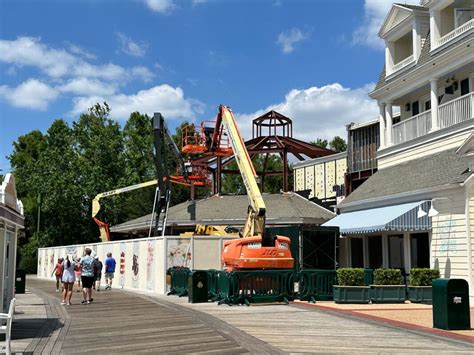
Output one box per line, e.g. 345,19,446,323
61,255,75,305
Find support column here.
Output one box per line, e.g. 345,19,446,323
385,103,393,146
363,236,369,268
430,10,441,49
382,234,390,268
430,78,439,132
404,232,411,275
379,103,386,148
283,149,288,192
216,156,222,194
385,41,395,76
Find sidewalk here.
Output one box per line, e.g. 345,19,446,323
293,300,474,343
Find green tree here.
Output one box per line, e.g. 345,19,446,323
329,136,347,152
310,138,328,149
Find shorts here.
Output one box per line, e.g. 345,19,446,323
81,276,95,289
95,273,101,281
75,274,81,281
104,272,114,279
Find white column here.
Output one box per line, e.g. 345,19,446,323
382,234,390,268
430,10,441,49
385,41,395,75
404,232,411,274
385,102,393,146
430,78,439,131
379,103,386,148
363,236,369,268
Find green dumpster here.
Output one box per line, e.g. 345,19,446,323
15,269,26,294
188,270,208,303
432,278,470,330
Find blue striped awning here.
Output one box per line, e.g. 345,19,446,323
322,201,432,235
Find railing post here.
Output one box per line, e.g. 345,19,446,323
378,103,386,148
430,78,439,132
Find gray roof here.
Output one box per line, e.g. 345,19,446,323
111,192,335,233
339,149,471,206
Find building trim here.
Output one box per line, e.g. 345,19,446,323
292,151,346,169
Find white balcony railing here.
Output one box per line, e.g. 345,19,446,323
437,19,474,48
439,92,474,129
391,54,415,73
390,92,473,146
392,110,432,145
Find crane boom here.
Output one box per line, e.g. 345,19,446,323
213,105,269,243
213,105,294,271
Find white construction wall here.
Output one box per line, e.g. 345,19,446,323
37,235,234,295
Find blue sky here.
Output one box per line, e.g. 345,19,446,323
0,0,416,173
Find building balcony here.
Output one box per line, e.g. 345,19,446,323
391,92,473,145
435,19,474,50
391,54,415,74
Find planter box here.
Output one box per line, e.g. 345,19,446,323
370,285,406,303
333,285,370,304
407,286,432,303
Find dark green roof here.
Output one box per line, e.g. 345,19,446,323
339,149,471,206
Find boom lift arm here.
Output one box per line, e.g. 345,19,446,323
212,105,294,270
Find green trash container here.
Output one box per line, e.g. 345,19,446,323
432,278,471,330
188,270,208,303
15,269,26,294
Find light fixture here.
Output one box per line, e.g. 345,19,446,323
417,205,427,218
428,203,439,217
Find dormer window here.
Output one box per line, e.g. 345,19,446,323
430,2,474,51
379,4,429,77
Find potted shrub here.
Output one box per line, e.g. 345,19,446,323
370,268,405,303
333,268,370,304
408,268,440,303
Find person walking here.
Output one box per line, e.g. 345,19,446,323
104,252,116,290
74,258,82,292
94,256,103,291
51,257,64,292
79,248,97,304
61,255,75,305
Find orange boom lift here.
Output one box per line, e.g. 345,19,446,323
184,105,294,271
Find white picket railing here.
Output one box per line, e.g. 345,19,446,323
392,54,415,73
392,110,432,145
437,19,474,48
439,92,474,129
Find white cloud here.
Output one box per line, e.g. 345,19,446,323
0,37,150,82
276,28,309,54
352,0,419,49
131,66,155,82
143,0,175,13
58,77,117,96
70,84,203,120
67,43,96,60
235,83,378,141
0,79,58,110
192,0,207,5
117,32,148,57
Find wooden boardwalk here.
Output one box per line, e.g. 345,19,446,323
11,277,474,354
12,277,279,354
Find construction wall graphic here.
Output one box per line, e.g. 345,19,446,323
37,235,233,295
119,242,126,289
167,239,192,268
132,241,139,288
146,239,155,291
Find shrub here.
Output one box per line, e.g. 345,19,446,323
373,268,403,285
410,268,440,286
336,268,365,286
